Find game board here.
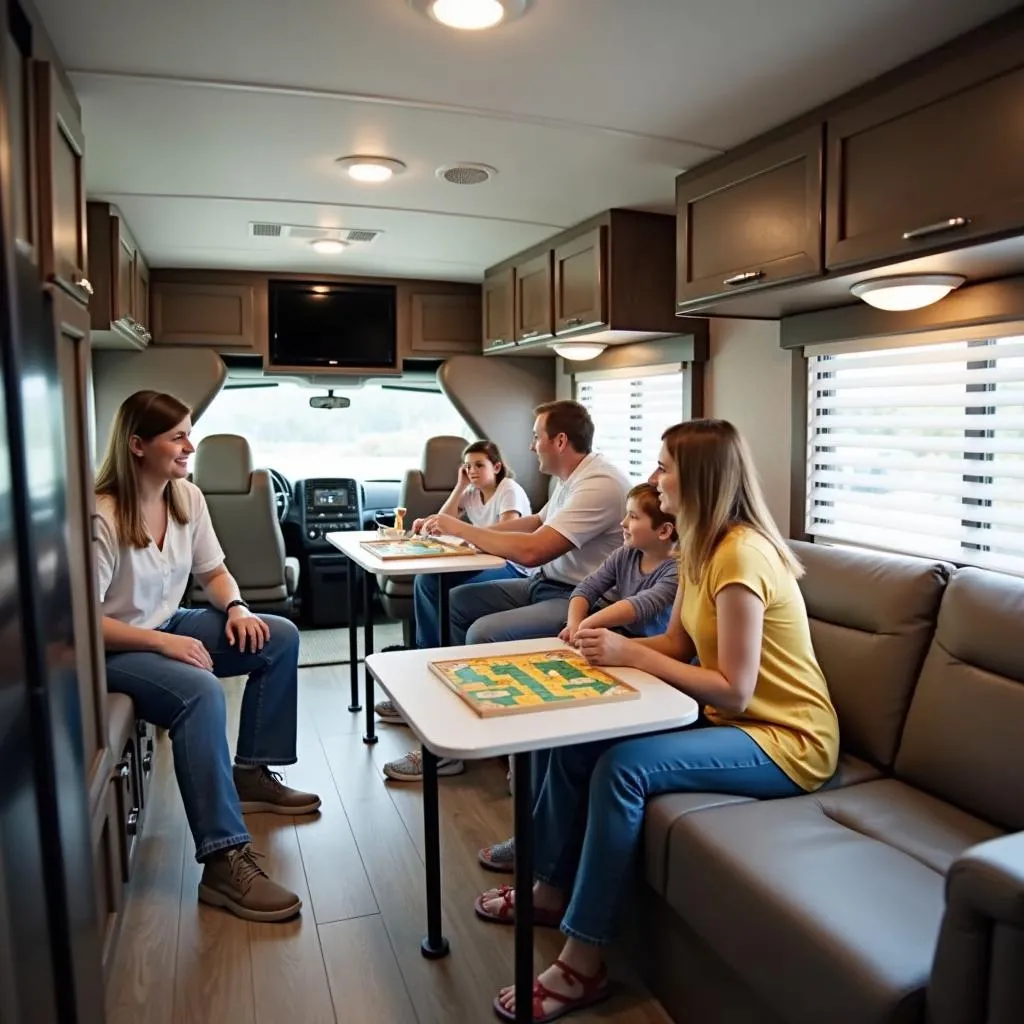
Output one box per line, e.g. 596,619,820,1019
428,649,640,717
359,537,477,560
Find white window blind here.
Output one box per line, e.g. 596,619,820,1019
576,364,686,482
806,335,1024,575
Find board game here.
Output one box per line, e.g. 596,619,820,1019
359,537,477,560
428,649,640,717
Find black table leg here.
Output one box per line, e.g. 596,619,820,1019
363,568,377,745
347,559,360,712
513,751,535,1024
437,574,451,647
420,746,450,959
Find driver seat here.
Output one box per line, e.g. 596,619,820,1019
191,434,299,615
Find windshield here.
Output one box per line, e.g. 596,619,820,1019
190,381,473,481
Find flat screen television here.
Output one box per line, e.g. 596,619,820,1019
268,280,397,368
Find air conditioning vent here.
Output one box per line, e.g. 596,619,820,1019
248,222,381,244
436,163,497,186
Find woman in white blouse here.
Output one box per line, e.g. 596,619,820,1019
94,390,319,923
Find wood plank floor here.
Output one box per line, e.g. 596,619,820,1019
106,661,674,1024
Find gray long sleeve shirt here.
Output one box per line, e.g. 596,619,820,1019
570,546,679,637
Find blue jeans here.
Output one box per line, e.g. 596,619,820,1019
413,563,523,648
105,608,301,861
534,725,803,946
448,576,573,645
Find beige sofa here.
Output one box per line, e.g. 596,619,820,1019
632,540,1024,1024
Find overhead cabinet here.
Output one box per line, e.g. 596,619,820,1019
673,12,1024,315
675,126,823,313
404,289,482,356
825,60,1024,269
487,209,678,353
87,202,152,349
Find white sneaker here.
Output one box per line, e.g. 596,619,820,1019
383,749,465,782
374,700,406,725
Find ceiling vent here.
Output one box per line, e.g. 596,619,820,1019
436,162,497,185
248,222,381,244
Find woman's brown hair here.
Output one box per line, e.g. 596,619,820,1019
462,440,513,483
661,419,802,584
95,390,192,549
627,482,677,541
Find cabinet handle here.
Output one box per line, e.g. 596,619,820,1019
76,276,94,296
115,759,130,779
563,317,584,328
902,217,969,241
723,271,765,287
126,809,139,836
520,329,541,340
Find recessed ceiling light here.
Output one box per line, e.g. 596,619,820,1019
850,274,965,311
335,155,407,183
311,238,347,255
550,341,606,361
409,0,530,31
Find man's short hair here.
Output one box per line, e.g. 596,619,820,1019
534,400,594,455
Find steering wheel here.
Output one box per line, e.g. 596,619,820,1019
267,469,292,523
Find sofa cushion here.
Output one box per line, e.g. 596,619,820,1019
644,753,880,895
895,567,1024,832
790,540,950,769
663,780,1000,1024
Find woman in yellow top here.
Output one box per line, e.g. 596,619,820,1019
479,418,839,1023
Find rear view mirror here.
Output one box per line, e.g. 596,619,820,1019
309,391,351,409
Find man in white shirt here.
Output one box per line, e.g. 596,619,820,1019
424,400,630,644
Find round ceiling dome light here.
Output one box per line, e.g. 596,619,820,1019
850,274,965,311
310,238,347,255
409,0,531,31
550,341,606,361
335,155,407,183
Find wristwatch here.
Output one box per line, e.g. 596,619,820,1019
225,598,249,612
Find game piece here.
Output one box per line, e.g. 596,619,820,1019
428,649,640,717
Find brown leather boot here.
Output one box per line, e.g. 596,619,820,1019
233,765,321,815
198,844,301,922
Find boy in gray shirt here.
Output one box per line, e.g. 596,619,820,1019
560,482,678,642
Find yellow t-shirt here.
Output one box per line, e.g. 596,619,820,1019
680,526,839,792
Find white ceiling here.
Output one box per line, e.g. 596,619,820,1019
36,0,1018,282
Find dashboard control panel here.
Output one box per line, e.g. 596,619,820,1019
299,478,362,546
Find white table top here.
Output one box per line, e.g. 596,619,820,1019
326,530,507,577
366,638,700,759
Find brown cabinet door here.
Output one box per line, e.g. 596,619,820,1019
52,294,108,793
676,125,823,311
34,61,89,305
134,253,150,332
4,7,37,260
554,226,607,335
115,228,134,324
151,281,257,349
408,292,481,355
482,267,515,351
514,251,554,343
826,65,1024,269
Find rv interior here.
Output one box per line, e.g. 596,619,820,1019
2,1,1024,1023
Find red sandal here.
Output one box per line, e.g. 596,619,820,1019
493,958,610,1022
474,885,562,929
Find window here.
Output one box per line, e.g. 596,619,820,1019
806,334,1024,575
190,380,472,482
576,364,687,482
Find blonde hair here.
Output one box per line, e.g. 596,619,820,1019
95,390,192,549
662,419,802,584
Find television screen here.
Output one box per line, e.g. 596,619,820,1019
268,280,397,368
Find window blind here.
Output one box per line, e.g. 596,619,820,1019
806,335,1024,575
576,365,686,483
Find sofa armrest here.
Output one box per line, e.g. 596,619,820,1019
928,831,1024,1024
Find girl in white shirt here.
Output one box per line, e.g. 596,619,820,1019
95,390,320,924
